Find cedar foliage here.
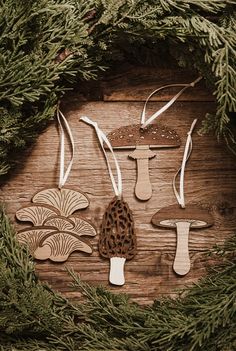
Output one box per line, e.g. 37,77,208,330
0,206,235,350
0,1,236,349
0,0,236,175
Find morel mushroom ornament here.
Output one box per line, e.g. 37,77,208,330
105,77,203,201
16,108,96,262
151,119,214,276
80,116,137,286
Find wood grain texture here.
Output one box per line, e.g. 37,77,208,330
0,67,235,305
102,67,214,102
70,65,214,102
173,221,191,276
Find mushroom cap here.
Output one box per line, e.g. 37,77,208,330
151,204,214,229
16,204,60,226
44,215,96,237
32,187,89,217
44,215,75,231
69,215,97,237
99,196,136,260
105,124,181,149
34,231,93,262
17,226,57,253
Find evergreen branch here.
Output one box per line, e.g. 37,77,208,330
0,0,235,176
0,206,235,349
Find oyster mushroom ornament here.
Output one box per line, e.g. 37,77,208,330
105,76,203,201
80,116,137,286
152,119,214,276
16,108,96,262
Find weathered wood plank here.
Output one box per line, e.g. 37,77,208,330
0,71,235,305
67,66,214,102
34,251,221,305
4,102,232,173
102,66,214,102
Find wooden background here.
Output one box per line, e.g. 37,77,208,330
1,65,236,305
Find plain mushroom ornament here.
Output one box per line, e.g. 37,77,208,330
106,124,181,201
152,204,214,275
151,119,215,276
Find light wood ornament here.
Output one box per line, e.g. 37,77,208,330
16,187,96,262
44,215,97,237
16,204,60,226
106,124,181,201
44,215,75,231
15,109,96,262
99,196,137,286
68,216,97,237
129,145,156,200
151,204,214,275
17,226,57,254
32,187,89,216
34,231,92,262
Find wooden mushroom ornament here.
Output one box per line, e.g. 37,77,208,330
80,116,137,286
15,204,60,226
15,109,96,262
16,188,96,262
32,187,89,217
17,226,57,253
151,119,214,276
152,204,213,275
106,124,181,201
99,197,136,286
33,231,93,262
105,77,203,201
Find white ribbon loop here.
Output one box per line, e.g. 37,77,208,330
57,108,75,189
173,119,198,208
141,76,202,128
80,116,122,197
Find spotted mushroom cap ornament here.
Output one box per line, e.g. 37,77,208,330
105,124,181,201
106,124,181,149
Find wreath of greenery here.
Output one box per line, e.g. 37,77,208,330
0,1,235,350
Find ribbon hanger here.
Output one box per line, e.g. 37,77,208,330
80,116,122,198
56,106,75,189
173,118,198,208
140,76,202,128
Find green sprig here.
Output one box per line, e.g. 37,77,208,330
0,206,235,350
0,0,236,176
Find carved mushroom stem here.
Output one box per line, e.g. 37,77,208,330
109,257,126,286
174,221,191,276
129,145,156,201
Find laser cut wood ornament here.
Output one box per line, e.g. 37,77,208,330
80,116,137,286
151,119,214,276
105,77,202,201
106,124,180,201
16,109,96,262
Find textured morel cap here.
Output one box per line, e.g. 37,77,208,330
99,197,136,260
106,124,181,149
